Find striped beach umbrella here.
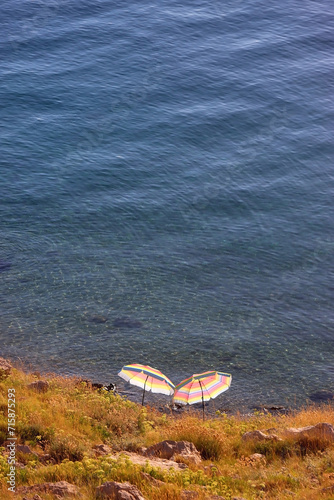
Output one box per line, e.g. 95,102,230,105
173,371,232,419
118,363,175,405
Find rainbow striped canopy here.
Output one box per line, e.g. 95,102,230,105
118,364,175,396
173,371,232,405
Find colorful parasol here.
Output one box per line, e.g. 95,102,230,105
118,363,175,405
173,371,232,419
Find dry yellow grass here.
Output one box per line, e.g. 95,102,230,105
0,365,333,499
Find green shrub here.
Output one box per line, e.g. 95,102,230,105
49,436,85,463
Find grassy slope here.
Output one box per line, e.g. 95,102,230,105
0,367,333,499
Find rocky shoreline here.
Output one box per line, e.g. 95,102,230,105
2,355,333,419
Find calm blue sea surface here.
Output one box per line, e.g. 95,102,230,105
1,0,333,409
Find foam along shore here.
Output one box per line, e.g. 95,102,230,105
0,357,334,500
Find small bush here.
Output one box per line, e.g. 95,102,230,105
16,423,47,446
49,436,85,463
253,440,294,460
296,436,332,456
166,418,227,460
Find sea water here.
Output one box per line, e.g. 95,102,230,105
0,0,333,409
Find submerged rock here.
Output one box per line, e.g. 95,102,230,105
113,317,142,329
0,261,12,272
88,315,108,324
309,390,334,403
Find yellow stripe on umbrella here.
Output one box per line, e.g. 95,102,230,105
173,371,232,419
118,363,175,405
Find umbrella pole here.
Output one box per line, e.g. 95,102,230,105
199,380,205,421
142,375,149,406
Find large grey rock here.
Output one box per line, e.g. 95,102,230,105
0,357,12,379
144,440,202,465
43,481,79,497
19,481,79,497
284,422,334,442
27,380,49,393
96,481,145,499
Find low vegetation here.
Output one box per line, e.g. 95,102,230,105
0,365,333,499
